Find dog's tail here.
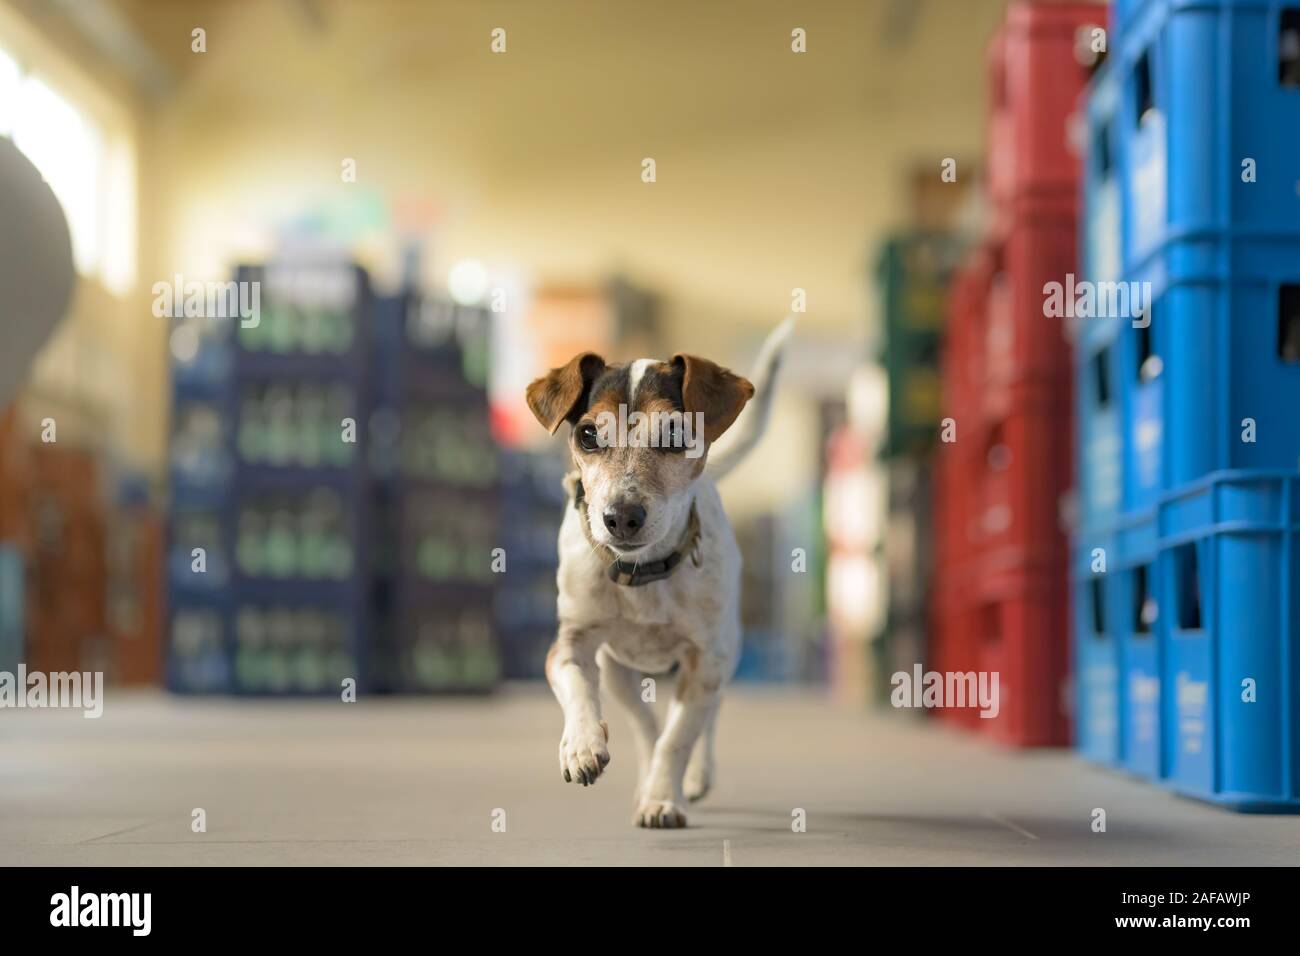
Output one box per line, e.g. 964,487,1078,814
707,316,794,482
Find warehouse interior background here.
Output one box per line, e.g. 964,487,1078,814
4,0,1300,865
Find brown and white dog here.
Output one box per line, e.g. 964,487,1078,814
525,319,792,828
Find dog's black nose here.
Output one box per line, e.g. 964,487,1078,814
602,501,646,541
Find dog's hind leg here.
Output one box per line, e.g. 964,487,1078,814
597,647,659,798
683,701,719,802
634,649,723,828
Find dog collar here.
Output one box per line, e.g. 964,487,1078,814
566,474,702,587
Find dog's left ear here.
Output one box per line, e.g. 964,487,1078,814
526,351,606,434
672,354,755,442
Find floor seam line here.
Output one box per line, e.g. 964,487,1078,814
983,810,1039,841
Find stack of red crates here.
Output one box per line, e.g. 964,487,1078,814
931,255,986,731
26,443,108,674
0,408,31,549
107,501,164,685
2,407,163,682
931,1,1102,745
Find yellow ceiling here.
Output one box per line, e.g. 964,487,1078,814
105,1,1016,349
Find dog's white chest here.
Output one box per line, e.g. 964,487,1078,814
602,621,689,674
613,585,673,626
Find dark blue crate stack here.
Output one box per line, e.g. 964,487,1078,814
494,448,567,679
369,293,499,692
166,309,236,692
166,261,375,694
228,263,374,695
1074,0,1300,809
0,543,23,675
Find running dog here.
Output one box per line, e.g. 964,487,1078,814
524,319,791,827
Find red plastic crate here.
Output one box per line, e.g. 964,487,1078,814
978,213,1078,418
940,250,991,422
931,412,979,562
930,449,986,732
974,383,1072,582
928,260,975,698
972,566,1071,746
930,577,985,731
930,252,1073,745
108,508,164,685
927,249,990,721
986,1,1102,209
0,407,31,548
933,247,991,572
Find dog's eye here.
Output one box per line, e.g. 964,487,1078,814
658,419,683,451
577,423,601,452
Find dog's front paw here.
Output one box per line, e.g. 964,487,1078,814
559,720,609,786
633,798,688,829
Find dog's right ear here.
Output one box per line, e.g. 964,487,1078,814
526,352,606,434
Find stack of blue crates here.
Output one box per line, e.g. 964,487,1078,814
167,260,375,694
494,448,566,679
1074,0,1300,809
0,544,22,675
167,296,236,692
230,263,375,695
369,293,499,691
168,267,502,694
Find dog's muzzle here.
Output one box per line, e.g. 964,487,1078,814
567,475,701,587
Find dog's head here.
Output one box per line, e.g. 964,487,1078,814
526,352,754,558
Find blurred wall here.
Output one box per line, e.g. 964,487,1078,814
6,0,1006,507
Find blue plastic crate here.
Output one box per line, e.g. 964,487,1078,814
1081,62,1125,294
1075,337,1125,525
494,449,567,679
167,505,232,593
1076,63,1128,527
168,313,233,392
167,340,234,692
229,589,370,697
735,630,795,682
232,263,372,381
1157,470,1300,810
383,582,498,692
166,262,379,696
171,357,232,398
0,545,23,675
369,293,502,693
166,597,231,693
1117,308,1165,513
225,263,376,696
1118,0,1300,274
373,294,483,403
1112,0,1144,32
1112,509,1163,778
497,624,552,680
1117,237,1300,513
1072,529,1123,766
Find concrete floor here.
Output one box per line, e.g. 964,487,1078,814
2,685,1297,866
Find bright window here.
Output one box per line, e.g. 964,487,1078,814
0,46,18,134
0,41,132,290
13,75,104,275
